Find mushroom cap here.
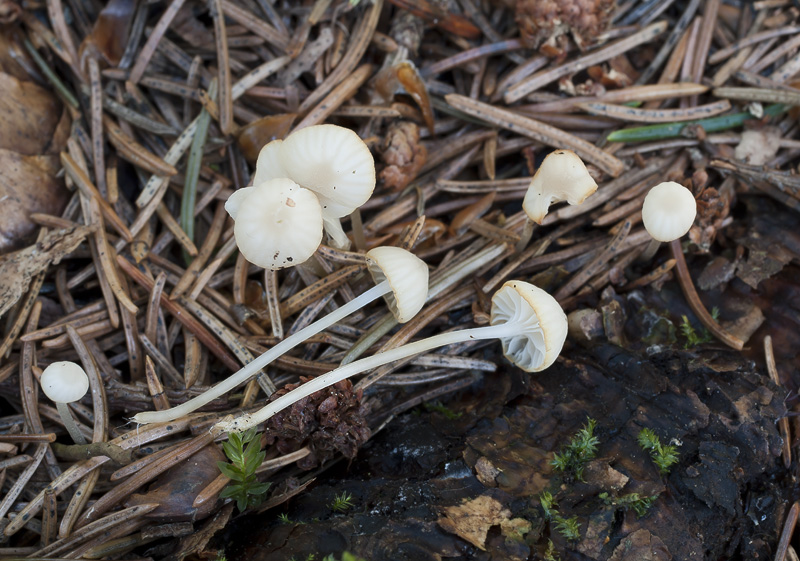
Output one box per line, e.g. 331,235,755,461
231,177,323,270
365,246,429,323
522,149,598,224
254,124,375,219
224,186,255,220
40,361,89,403
251,139,289,188
641,181,697,242
490,280,568,372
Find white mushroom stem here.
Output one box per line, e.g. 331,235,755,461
133,281,391,425
639,239,661,262
515,219,536,252
215,320,529,434
322,215,351,250
56,402,87,445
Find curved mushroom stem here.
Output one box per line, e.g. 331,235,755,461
515,218,536,252
133,280,391,425
323,216,351,250
56,401,87,445
215,321,523,434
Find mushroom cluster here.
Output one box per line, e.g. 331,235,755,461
226,124,376,269
216,280,568,434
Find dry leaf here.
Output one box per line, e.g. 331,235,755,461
126,445,225,521
0,149,70,252
78,0,136,68
0,72,66,155
437,494,510,550
0,225,93,317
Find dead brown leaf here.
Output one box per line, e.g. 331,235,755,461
437,494,510,550
0,149,70,252
0,72,66,155
0,225,93,317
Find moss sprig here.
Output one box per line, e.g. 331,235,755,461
638,428,679,475
550,418,599,480
217,428,271,511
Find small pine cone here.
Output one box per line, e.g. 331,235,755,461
264,378,371,469
379,121,427,191
516,0,616,57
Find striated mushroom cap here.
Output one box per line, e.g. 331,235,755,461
641,181,697,242
490,280,568,372
522,149,597,224
229,178,323,270
365,246,429,323
253,124,375,219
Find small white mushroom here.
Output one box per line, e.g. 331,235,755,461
641,181,697,242
134,247,428,425
365,246,428,323
523,149,598,225
227,177,324,270
517,149,597,250
215,280,568,434
252,124,376,249
40,361,89,444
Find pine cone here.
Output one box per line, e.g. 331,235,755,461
264,378,371,469
516,0,616,57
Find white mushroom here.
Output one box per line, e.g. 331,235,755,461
517,150,598,251
133,246,428,425
252,124,376,249
40,361,89,444
227,177,324,270
638,181,698,261
215,280,568,434
641,181,697,243
523,149,598,225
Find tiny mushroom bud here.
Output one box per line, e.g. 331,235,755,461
253,124,376,249
40,361,89,444
133,247,428,425
227,177,324,270
215,280,568,434
641,181,697,243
